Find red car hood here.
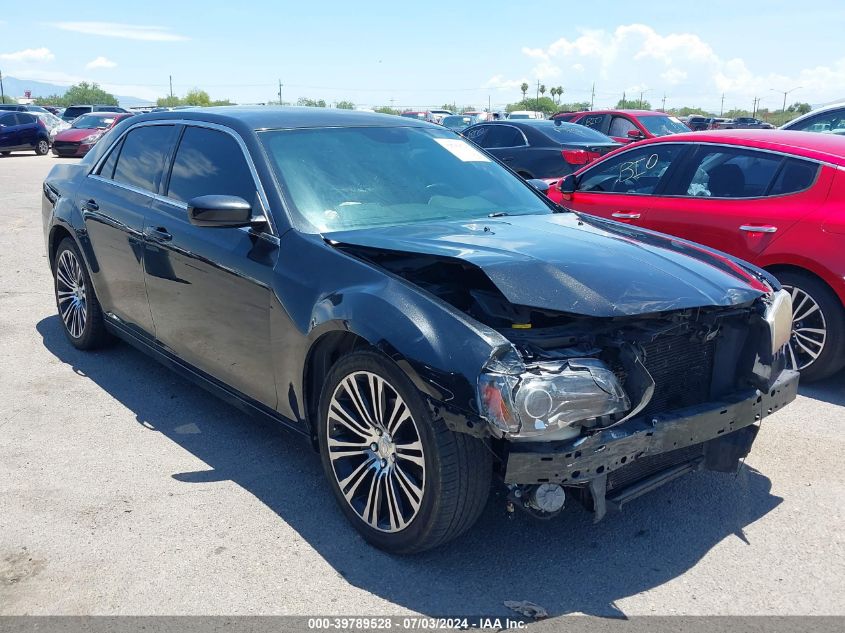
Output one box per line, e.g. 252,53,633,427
54,128,105,142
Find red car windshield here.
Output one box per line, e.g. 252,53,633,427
639,115,690,136
72,115,116,129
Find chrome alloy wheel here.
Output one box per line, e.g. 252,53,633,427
326,371,426,533
56,250,87,339
782,284,827,371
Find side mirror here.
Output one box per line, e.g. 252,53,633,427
558,174,577,194
627,129,644,139
187,195,255,228
526,178,550,193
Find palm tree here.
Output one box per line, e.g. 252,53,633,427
556,86,564,104
520,82,529,100
539,84,546,98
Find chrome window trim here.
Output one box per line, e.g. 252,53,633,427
88,118,277,236
576,141,828,199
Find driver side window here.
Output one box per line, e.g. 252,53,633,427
577,144,683,195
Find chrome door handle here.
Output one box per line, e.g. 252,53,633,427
83,199,99,212
145,226,172,242
612,212,641,219
739,225,777,233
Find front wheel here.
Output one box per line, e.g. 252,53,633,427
318,350,491,553
777,270,845,381
35,139,50,155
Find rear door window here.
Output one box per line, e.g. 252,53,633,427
608,116,638,137
463,125,489,145
683,148,783,198
786,108,845,134
577,114,607,132
481,125,525,148
112,125,178,193
166,126,258,206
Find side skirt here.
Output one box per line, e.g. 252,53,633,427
104,316,308,439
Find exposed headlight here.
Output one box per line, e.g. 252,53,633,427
765,289,792,354
478,347,630,440
81,132,103,143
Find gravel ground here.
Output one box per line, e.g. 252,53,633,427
1,153,843,618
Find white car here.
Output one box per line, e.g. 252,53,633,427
427,109,453,124
508,110,545,120
781,102,845,135
34,111,70,142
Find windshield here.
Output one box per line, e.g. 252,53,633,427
442,115,472,129
260,126,552,232
72,115,115,129
639,115,690,136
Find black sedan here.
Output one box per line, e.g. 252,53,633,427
42,108,798,553
462,119,619,179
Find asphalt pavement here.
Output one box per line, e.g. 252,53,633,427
1,153,843,618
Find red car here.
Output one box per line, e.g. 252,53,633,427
554,129,845,380
52,112,133,157
553,109,690,144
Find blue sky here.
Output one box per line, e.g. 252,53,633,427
1,0,844,112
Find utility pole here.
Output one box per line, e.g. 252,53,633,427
536,80,540,104
590,82,595,110
720,93,725,116
661,93,667,111
770,86,802,114
169,75,174,102
0,68,5,103
278,79,283,106
639,91,644,108
488,95,491,112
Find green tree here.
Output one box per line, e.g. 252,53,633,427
1,95,17,104
335,100,355,110
440,102,457,112
182,89,211,106
616,97,651,109
539,84,546,98
507,96,557,116
62,82,119,106
297,97,327,108
558,101,590,112
788,102,811,115
156,95,181,107
520,82,529,100
374,106,400,115
670,106,709,116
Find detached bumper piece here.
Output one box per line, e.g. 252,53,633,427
503,369,799,520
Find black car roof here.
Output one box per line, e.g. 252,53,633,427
136,106,433,131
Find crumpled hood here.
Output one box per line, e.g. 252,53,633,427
327,213,770,317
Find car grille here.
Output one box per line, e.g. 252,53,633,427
639,333,716,419
607,443,704,492
52,141,79,154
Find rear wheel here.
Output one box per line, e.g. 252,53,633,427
53,238,111,350
777,270,845,381
35,139,49,155
317,350,491,553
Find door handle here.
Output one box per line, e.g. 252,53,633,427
612,212,641,219
145,226,173,242
739,225,777,233
83,199,99,212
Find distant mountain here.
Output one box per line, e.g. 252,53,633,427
0,76,151,107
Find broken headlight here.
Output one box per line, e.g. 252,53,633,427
478,347,630,440
765,289,793,354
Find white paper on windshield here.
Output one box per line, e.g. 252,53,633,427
434,138,490,162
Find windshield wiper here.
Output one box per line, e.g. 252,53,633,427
488,211,509,218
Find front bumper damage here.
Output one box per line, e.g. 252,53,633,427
503,369,799,520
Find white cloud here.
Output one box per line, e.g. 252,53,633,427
0,47,55,63
499,24,845,110
485,74,528,92
86,56,117,69
51,22,188,41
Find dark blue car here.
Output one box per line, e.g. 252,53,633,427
0,111,51,156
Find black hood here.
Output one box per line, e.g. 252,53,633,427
327,213,770,318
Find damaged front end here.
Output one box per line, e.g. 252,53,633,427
334,241,799,521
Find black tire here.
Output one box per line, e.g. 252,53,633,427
776,270,845,381
317,350,491,554
1,151,10,156
53,237,111,350
35,139,50,156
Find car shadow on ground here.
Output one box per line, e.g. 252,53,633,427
37,315,783,618
798,369,845,406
